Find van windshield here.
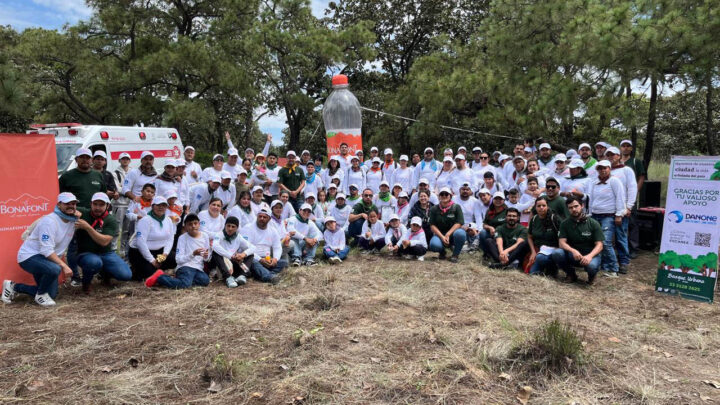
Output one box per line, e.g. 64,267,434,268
56,143,81,174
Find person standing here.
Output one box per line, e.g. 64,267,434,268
277,150,306,212
122,151,158,201
606,146,637,274
413,147,441,193
91,151,118,201
2,193,78,307
428,187,467,263
553,196,604,285
620,139,646,257
536,143,555,171
577,143,597,177
391,155,414,193
183,146,203,186
113,152,132,258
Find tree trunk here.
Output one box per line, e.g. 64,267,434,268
706,76,716,155
626,84,638,156
287,109,301,151
642,76,658,172
242,107,254,151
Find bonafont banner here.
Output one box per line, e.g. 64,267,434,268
655,156,720,303
0,134,59,286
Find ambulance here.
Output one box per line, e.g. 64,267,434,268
27,123,185,175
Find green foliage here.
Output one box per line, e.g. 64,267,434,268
510,319,585,374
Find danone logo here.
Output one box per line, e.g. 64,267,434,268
668,210,718,225
0,193,50,218
668,210,683,223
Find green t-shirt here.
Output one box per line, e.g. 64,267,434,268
483,206,507,229
76,207,119,254
531,196,569,220
429,203,464,234
623,157,647,181
352,201,377,216
58,169,107,209
528,214,560,248
278,165,306,193
558,216,604,255
495,224,528,247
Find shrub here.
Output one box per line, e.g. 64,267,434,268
510,319,585,374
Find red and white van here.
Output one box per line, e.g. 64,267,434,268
28,123,184,175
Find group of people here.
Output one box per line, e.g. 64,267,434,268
1,136,647,307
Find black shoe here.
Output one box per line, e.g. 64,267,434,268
438,251,447,260
449,256,459,263
563,273,578,283
587,272,597,285
619,264,629,274
489,262,503,269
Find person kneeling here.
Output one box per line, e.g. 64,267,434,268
322,216,349,264
145,214,211,289
384,214,407,257
397,216,428,261
210,216,256,288
485,208,528,269
357,208,386,254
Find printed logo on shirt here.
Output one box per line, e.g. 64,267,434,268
92,181,101,186
41,234,50,241
136,232,142,237
196,194,202,199
581,231,591,237
200,221,206,225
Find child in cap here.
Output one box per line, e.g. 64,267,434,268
358,207,386,254
304,192,325,231
384,214,407,256
323,216,349,264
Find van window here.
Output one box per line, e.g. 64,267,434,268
56,143,82,174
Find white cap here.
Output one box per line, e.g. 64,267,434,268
388,213,400,221
523,146,533,153
164,190,178,200
399,154,408,161
424,147,434,153
327,183,338,190
238,170,248,177
164,160,177,167
419,178,429,185
90,193,111,204
398,191,409,199
141,151,155,160
439,187,452,195
270,200,283,208
184,145,195,152
513,155,526,162
499,154,510,161
566,149,577,157
208,174,221,183
539,143,551,150
228,148,239,157
299,203,312,211
460,181,472,188
305,191,316,199
351,155,360,161
301,149,310,156
458,146,467,152
330,155,341,162
410,216,422,226
355,150,363,155
492,191,505,200
75,148,92,158
370,146,378,152
620,139,632,146
384,148,393,155
472,147,482,152
372,157,382,163
478,187,491,195
118,152,131,160
220,171,232,180
212,153,224,161
443,156,453,163
152,196,168,205
93,150,107,159
245,147,255,154
251,185,263,193
257,207,271,217
286,150,296,157
336,193,346,199
568,159,585,169
578,143,591,150
175,159,186,167
379,180,389,187
454,154,465,161
349,183,359,190
605,146,620,155
595,141,609,148
553,153,567,162
324,216,336,224
596,160,612,168
393,183,403,190
57,192,78,203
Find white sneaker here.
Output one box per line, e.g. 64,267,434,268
234,275,247,285
70,279,82,288
603,271,619,278
329,256,342,264
34,293,56,307
2,280,15,304
225,276,238,288
417,255,425,262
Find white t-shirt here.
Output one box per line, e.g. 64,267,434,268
198,210,225,240
17,213,75,263
175,232,211,271
130,214,175,262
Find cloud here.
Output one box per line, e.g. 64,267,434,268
32,0,93,18
310,0,330,18
1,0,92,31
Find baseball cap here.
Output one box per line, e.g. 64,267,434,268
356,150,364,155
164,190,178,200
539,143,551,150
460,182,472,188
220,171,231,180
372,157,382,163
513,155,526,162
305,192,316,199
439,187,452,195
595,141,609,148
523,146,533,153
578,143,592,150
141,151,155,160
472,147,482,152
286,150,296,157
454,154,466,160
152,196,168,205
605,146,620,155
458,146,467,152
175,159,186,167
299,203,312,211
393,183,403,190
349,183,359,190
351,155,360,161
75,148,92,158
184,145,195,152
270,200,283,208
324,216,336,224
499,154,510,161
398,191,408,199
257,207,271,217
212,153,224,161
388,213,400,221
443,156,454,163
301,149,310,156
379,180,389,187
228,148,239,157
208,174,221,183
568,159,584,169
566,149,577,157
419,178,429,185
370,146,378,152
57,192,78,203
399,154,408,161
444,148,454,154
384,148,393,155
553,153,567,162
492,191,505,200
93,150,107,159
620,139,632,146
410,216,422,226
245,147,255,154
596,160,612,168
424,147,434,154
118,152,131,160
336,193,346,200
251,185,263,193
327,183,338,190
478,187,491,195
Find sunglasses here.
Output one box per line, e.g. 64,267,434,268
425,152,433,155
546,185,557,189
480,156,489,160
362,194,373,197
439,193,450,197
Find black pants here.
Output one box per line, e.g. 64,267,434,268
628,207,640,253
484,238,528,264
209,251,254,279
398,245,428,256
128,247,175,280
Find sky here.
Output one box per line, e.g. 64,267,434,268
2,0,332,146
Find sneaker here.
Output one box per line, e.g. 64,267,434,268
489,262,503,269
449,255,459,263
304,260,318,266
269,275,281,285
402,255,412,260
34,293,56,307
461,245,470,253
292,259,302,267
603,271,619,278
70,279,82,288
438,250,447,260
361,249,371,255
329,256,342,264
619,264,629,274
145,269,164,288
2,280,15,304
226,276,238,288
416,255,425,262
235,275,247,285
371,249,380,255
508,259,520,269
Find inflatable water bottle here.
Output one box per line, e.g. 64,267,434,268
323,74,363,161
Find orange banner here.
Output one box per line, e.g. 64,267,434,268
0,134,59,285
326,128,363,159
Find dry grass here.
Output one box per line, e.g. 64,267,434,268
1,252,719,404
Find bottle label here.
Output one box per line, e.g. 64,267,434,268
326,128,362,158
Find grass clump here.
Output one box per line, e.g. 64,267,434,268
510,319,585,374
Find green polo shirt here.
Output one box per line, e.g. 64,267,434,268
483,206,507,229
58,169,107,209
278,165,306,193
352,201,377,216
429,203,464,234
531,196,569,220
558,216,604,255
528,214,560,248
76,207,119,254
623,157,647,181
495,223,528,247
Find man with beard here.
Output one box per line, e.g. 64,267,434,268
239,208,287,283
122,151,158,202
413,148,441,193
541,177,570,220
452,182,478,250
577,143,597,177
485,208,528,269
537,143,555,171
553,196,604,285
278,150,306,212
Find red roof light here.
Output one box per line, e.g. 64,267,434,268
100,131,109,139
139,132,146,140
171,132,177,140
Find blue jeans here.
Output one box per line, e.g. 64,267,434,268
592,215,619,272
77,252,132,285
348,219,364,238
552,249,601,279
156,266,210,289
429,229,467,257
324,246,350,260
291,240,318,261
529,248,564,275
251,259,288,282
358,237,386,250
16,254,61,298
615,216,630,265
477,229,492,254
315,220,325,233
67,236,80,282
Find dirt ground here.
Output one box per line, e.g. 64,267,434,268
1,251,719,404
